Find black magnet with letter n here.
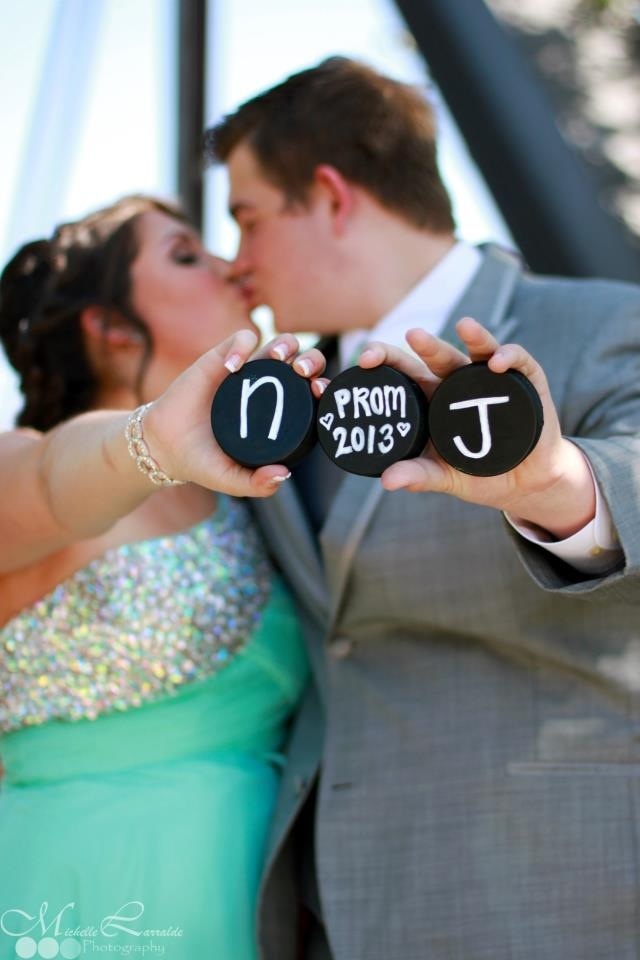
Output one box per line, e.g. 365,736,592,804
210,358,318,468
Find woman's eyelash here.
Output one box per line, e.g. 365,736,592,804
173,251,199,264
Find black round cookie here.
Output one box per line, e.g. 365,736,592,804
211,358,317,468
428,361,543,476
317,364,429,477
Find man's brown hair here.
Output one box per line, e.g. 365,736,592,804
205,56,455,233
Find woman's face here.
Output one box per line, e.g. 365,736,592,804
129,210,258,389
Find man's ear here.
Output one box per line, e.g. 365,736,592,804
314,164,354,234
80,307,143,348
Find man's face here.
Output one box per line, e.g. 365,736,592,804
227,143,344,334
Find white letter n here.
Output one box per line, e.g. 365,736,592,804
240,376,284,440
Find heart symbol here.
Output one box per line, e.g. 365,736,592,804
397,422,411,437
319,413,334,430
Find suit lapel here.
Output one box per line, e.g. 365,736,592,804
441,243,523,346
253,483,328,626
310,339,387,625
320,473,386,631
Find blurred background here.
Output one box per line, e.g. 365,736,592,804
1,0,639,427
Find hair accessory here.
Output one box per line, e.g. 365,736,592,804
17,317,30,342
125,402,186,486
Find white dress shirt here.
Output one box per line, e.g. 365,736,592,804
339,241,621,575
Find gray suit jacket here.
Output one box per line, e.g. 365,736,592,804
254,246,640,960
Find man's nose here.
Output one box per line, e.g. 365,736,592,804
228,238,253,279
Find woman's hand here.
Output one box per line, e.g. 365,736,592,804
142,329,327,497
0,329,328,572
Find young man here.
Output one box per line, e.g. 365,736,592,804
206,57,640,960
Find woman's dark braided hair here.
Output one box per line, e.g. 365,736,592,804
0,194,189,431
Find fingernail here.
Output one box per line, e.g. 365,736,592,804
270,471,291,484
224,353,242,373
271,343,288,361
359,349,375,362
295,358,312,376
315,379,327,395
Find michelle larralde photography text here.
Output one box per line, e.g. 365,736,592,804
0,900,184,958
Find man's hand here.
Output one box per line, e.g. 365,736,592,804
360,317,596,540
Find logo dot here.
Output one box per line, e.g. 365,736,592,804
15,938,37,959
59,940,81,960
37,938,59,959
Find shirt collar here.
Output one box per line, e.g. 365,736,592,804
339,240,482,368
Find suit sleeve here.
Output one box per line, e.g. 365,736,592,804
509,286,640,601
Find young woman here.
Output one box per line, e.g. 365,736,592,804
0,195,324,959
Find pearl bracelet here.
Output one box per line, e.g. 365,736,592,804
125,402,186,487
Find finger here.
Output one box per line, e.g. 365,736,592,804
292,348,327,378
358,340,436,387
311,377,329,399
380,453,452,493
452,318,552,403
254,336,327,379
164,328,258,395
403,328,471,379
218,328,261,373
487,342,553,407
255,334,300,362
454,316,502,360
204,457,292,498
249,464,293,496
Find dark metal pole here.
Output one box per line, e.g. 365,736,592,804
393,0,640,281
177,0,206,231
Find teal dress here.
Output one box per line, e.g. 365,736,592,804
0,497,307,960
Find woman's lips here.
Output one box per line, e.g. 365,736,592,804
229,277,258,307
240,285,258,307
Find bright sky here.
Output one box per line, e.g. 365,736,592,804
0,0,512,427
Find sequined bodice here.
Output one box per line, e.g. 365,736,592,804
0,497,274,733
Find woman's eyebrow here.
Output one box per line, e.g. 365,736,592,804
162,227,200,247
